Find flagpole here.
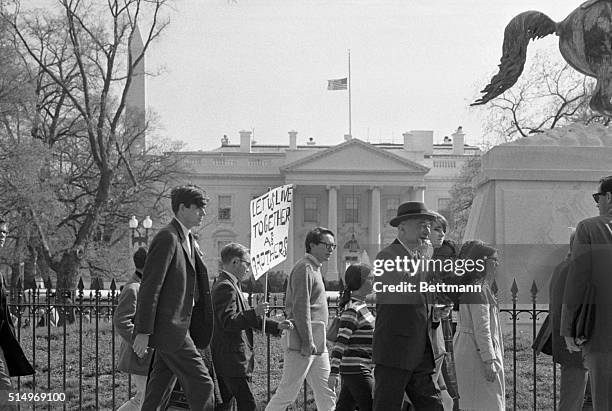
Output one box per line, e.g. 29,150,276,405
348,49,352,137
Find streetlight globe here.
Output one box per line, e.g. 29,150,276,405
142,216,153,229
128,216,138,229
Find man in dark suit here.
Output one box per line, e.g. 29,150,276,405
550,230,590,411
562,175,612,411
212,243,290,411
133,185,215,410
372,201,444,411
0,218,34,410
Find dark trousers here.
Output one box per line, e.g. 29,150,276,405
218,375,257,411
583,349,612,411
373,345,443,411
335,371,374,411
143,334,214,411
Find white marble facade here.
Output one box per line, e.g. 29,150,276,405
178,129,479,280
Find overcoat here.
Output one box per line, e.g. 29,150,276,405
0,273,34,376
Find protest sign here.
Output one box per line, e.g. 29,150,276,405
249,184,293,280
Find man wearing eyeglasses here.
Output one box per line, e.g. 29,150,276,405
211,242,291,411
266,227,337,411
0,219,34,410
561,175,612,411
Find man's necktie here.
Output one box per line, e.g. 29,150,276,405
189,233,200,302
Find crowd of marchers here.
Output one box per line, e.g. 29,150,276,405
2,176,612,411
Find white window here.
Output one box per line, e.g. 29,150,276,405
304,197,318,223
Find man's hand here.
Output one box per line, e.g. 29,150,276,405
482,359,496,382
327,374,338,391
564,336,583,352
433,304,452,321
254,302,269,317
300,343,317,357
278,319,294,331
133,333,150,358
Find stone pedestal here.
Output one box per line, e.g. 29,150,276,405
464,124,612,304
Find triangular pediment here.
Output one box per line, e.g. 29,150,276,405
281,139,429,173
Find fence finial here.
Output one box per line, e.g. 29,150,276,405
511,279,518,297
530,280,538,298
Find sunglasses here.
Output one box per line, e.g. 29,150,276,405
593,192,608,203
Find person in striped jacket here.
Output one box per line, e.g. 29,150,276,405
328,263,375,411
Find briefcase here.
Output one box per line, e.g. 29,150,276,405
573,283,596,345
532,314,552,356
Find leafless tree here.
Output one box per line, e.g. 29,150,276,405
1,0,177,293
476,49,610,145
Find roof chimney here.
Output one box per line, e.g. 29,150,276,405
402,132,413,151
288,130,297,150
452,126,465,155
239,130,252,153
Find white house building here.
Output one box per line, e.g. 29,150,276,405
178,128,480,281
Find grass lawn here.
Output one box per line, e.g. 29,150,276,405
13,318,559,410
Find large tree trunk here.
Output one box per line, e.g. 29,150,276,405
56,247,83,324
23,244,37,290
36,244,55,289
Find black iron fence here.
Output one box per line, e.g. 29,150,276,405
6,278,564,410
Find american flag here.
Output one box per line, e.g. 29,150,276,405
327,78,347,91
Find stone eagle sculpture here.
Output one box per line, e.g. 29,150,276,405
471,0,612,116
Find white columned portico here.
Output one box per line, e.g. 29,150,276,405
407,185,425,202
415,185,425,203
326,185,339,280
370,186,381,249
401,188,411,203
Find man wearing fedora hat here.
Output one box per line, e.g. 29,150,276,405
372,201,444,411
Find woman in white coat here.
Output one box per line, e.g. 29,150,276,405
453,240,505,411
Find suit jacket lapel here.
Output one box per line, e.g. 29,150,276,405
219,271,246,312
170,219,196,272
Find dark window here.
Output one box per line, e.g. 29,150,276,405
218,195,231,220
344,196,359,223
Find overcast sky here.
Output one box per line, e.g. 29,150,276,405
142,0,580,150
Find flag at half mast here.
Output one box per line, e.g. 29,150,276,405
327,78,347,91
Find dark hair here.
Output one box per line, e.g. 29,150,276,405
170,185,208,214
458,240,497,285
431,212,448,234
304,227,335,253
600,175,612,194
338,263,371,309
133,247,148,277
433,239,457,260
220,242,249,264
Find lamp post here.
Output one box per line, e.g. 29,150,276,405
128,215,153,248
